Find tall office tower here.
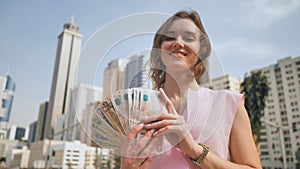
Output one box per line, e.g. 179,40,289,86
103,59,128,98
257,56,300,169
124,54,150,89
202,74,241,93
27,121,37,147
35,102,48,141
44,17,82,139
53,83,102,142
0,74,16,130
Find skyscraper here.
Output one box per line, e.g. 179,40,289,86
35,101,48,141
124,54,150,89
103,59,128,98
0,74,16,130
44,16,82,139
257,56,300,169
28,121,37,147
53,83,102,142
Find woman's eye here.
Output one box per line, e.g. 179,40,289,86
184,37,195,42
163,36,176,41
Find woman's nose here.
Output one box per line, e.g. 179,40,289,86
172,38,184,48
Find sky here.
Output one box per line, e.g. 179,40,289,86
1,0,300,128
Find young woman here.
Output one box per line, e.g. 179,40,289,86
121,10,262,169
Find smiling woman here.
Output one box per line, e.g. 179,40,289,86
120,9,262,169
160,18,200,72
150,11,211,89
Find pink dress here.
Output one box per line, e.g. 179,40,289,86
149,87,243,169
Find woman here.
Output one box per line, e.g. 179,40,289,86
121,10,262,169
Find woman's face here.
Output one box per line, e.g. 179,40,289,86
160,18,200,70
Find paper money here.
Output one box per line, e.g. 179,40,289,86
90,88,166,153
98,98,126,135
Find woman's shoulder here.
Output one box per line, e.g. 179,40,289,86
198,87,241,95
188,87,243,103
197,87,243,103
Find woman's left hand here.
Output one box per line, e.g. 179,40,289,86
143,88,195,151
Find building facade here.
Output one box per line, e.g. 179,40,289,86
49,141,107,169
202,74,241,93
257,56,300,169
0,139,19,158
8,146,30,168
28,121,37,147
7,125,26,141
27,139,64,169
44,17,83,139
124,54,150,89
53,83,102,143
0,75,15,130
35,101,48,141
103,58,128,98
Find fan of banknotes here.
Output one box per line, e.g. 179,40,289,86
90,88,166,152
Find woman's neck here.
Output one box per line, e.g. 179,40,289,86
163,72,199,99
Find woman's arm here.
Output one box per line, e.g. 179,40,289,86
190,101,261,169
145,89,262,169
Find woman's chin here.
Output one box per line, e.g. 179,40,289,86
165,62,192,73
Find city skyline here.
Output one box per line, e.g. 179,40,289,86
1,1,300,127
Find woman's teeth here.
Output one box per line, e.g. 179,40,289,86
170,52,187,56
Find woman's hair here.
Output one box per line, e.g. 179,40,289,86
150,10,211,89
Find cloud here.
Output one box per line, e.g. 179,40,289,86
240,0,300,28
214,38,285,77
217,38,278,59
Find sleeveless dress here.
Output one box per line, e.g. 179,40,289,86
148,87,243,169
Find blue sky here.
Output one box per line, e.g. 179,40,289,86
1,0,300,127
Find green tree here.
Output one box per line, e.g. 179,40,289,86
241,70,270,143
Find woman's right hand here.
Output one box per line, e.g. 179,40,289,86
121,125,157,169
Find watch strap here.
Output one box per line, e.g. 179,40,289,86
192,143,210,166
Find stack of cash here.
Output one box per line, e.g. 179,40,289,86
91,88,166,151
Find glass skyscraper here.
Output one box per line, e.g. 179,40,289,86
0,75,16,129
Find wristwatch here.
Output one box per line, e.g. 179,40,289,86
191,143,210,166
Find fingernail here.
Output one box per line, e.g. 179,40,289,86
144,124,151,128
138,123,144,127
153,131,158,136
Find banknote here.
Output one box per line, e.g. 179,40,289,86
140,89,166,120
90,88,166,153
98,98,126,135
111,90,129,134
91,113,123,142
120,89,130,129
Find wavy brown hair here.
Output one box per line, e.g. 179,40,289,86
150,10,211,89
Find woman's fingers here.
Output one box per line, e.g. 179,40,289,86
140,157,153,169
159,88,178,115
144,118,183,130
142,113,178,124
123,124,145,153
127,131,160,166
127,124,145,138
122,127,158,168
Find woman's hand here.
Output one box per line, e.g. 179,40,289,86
121,125,158,169
143,88,197,153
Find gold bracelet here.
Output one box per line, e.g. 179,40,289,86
191,143,210,166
